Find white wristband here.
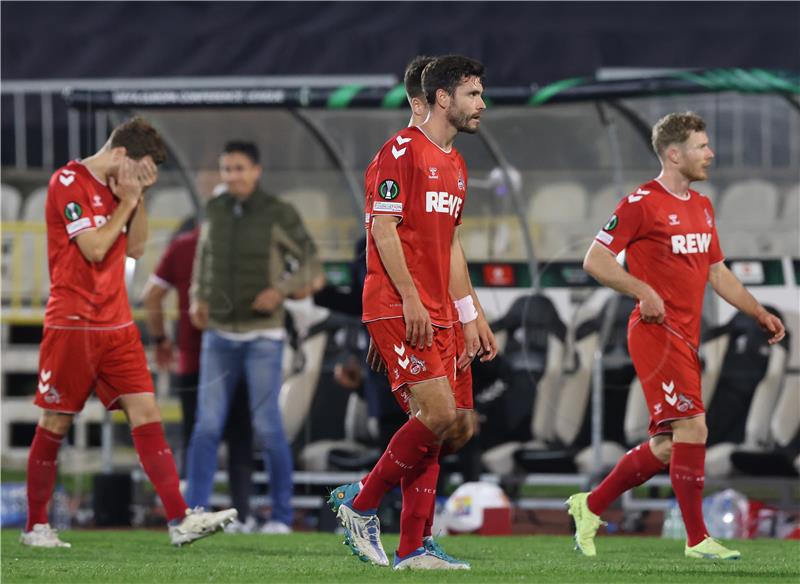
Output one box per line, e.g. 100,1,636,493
454,295,478,324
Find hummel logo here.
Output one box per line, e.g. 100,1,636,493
665,393,677,406
393,344,405,356
391,145,407,159
38,382,50,394
40,370,52,382
628,188,650,203
398,355,410,370
59,174,75,187
396,136,412,145
662,380,675,395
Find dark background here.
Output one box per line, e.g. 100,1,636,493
3,1,799,84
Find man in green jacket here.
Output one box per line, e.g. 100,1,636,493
187,141,322,533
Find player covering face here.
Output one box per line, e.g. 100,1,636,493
22,118,237,549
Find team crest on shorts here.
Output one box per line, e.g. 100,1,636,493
676,393,694,412
409,355,427,375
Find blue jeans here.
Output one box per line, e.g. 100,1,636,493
186,329,293,525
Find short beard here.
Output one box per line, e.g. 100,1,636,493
447,107,478,134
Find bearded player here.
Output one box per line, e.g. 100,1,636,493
568,112,785,560
334,55,488,569
328,54,497,569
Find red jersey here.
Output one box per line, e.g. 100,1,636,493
362,126,467,327
594,179,724,347
152,228,202,375
44,160,133,328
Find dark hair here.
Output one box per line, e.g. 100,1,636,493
651,112,707,157
422,55,485,105
222,141,260,164
109,117,167,165
404,55,435,99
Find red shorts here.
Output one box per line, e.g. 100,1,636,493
453,323,474,410
628,319,704,437
366,318,456,414
34,324,155,413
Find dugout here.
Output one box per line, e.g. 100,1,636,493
1,69,798,511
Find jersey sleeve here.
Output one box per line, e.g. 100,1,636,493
48,169,97,239
368,135,415,221
594,194,649,255
152,239,179,289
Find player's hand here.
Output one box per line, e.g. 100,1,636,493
403,293,433,348
756,309,785,344
108,157,144,206
457,320,481,371
252,288,284,313
189,300,209,330
639,287,665,324
475,313,498,362
154,338,174,371
334,355,363,390
136,157,159,191
367,337,387,374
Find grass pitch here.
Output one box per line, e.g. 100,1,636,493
2,530,799,583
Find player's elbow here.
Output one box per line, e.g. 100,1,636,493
127,244,145,260
582,249,600,280
81,246,107,263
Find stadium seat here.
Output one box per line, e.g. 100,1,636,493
704,308,789,477
730,373,800,477
279,301,335,445
480,293,567,475
1,184,22,221
1,185,23,303
717,180,780,256
146,187,196,220
719,179,780,221
774,184,799,256
17,187,50,303
589,183,638,223
278,188,330,221
486,290,636,476
528,182,589,259
299,392,378,472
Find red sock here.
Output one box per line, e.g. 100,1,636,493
398,444,441,557
422,447,449,539
587,441,667,516
671,442,709,547
423,495,435,539
26,426,64,531
131,422,187,522
353,417,438,512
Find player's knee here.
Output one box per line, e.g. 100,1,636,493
425,403,457,436
649,437,672,464
672,416,708,444
39,411,73,435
